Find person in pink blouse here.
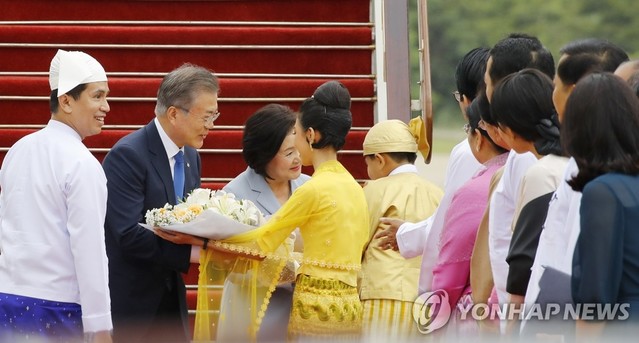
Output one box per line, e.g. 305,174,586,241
431,94,508,334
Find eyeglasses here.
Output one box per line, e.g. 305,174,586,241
452,91,462,103
463,123,471,134
176,106,220,127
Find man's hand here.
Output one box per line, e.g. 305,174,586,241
153,228,202,246
374,217,405,251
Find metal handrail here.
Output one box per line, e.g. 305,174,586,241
186,285,223,290
188,310,219,315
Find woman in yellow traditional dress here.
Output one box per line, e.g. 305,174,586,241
195,80,369,342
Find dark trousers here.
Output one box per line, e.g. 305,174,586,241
113,286,188,343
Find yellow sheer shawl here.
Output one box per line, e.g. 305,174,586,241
193,213,319,342
194,160,368,342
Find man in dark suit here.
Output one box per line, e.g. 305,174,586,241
102,64,219,342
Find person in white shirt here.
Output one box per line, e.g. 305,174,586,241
375,47,487,294
482,33,555,306
0,50,112,343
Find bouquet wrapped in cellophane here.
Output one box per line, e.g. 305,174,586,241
141,188,263,239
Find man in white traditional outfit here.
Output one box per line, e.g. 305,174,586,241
0,50,112,342
483,34,555,308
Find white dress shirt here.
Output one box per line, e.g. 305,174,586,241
154,117,184,179
154,118,203,262
0,120,112,332
488,150,537,304
395,139,481,293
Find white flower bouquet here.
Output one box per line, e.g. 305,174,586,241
140,188,263,239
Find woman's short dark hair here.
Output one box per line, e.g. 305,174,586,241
562,72,639,191
298,80,352,151
49,83,88,114
557,38,629,86
242,104,297,179
491,68,561,156
466,94,508,155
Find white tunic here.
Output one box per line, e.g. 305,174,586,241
395,139,481,293
0,120,112,332
488,150,537,304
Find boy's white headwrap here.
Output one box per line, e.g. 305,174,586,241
49,49,107,95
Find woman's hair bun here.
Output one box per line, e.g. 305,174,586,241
313,80,351,111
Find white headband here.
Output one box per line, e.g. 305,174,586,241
49,49,107,95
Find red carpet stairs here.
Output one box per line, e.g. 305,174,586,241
0,0,376,338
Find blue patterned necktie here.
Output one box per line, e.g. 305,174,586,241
173,150,185,203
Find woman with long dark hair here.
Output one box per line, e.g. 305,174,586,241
563,73,639,340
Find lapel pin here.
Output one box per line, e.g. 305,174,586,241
187,163,190,168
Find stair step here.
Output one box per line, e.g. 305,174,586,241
183,263,200,285
0,128,367,151
1,0,370,22
186,289,222,312
186,287,221,338
1,46,372,74
0,76,374,98
0,25,373,46
0,101,375,127
0,129,369,179
201,182,227,191
0,77,376,127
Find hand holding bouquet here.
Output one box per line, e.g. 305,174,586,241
141,188,263,239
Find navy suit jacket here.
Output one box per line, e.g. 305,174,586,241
102,120,201,338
